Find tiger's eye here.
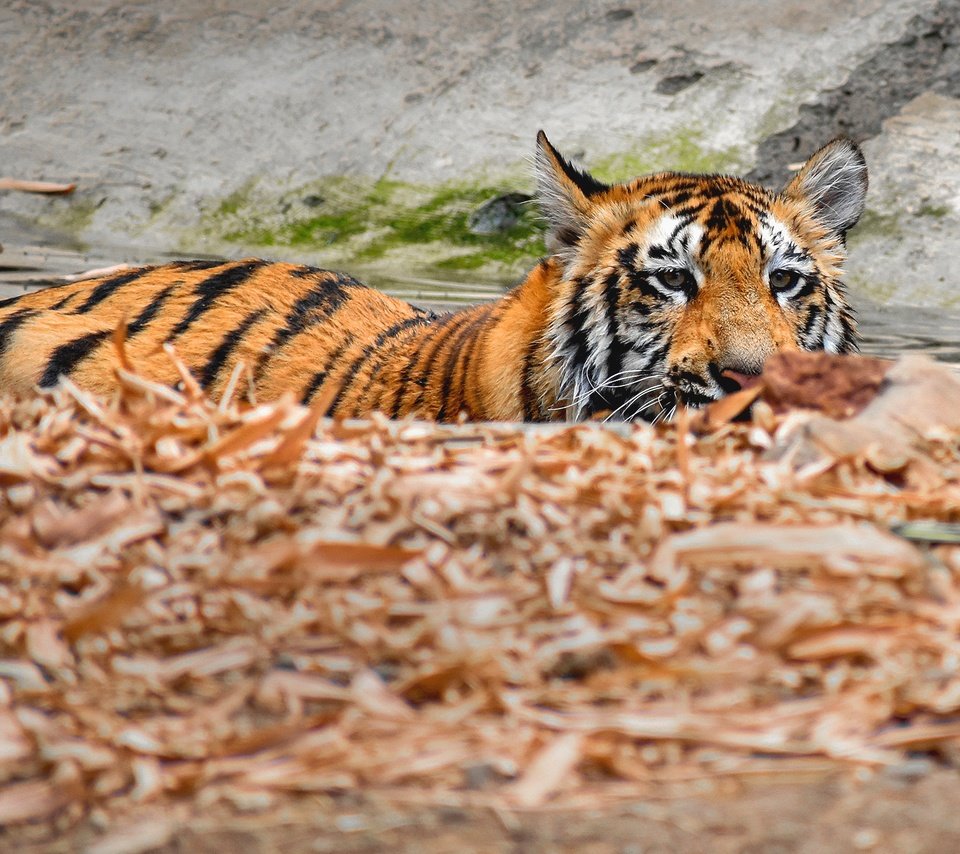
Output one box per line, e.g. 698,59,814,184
658,269,693,291
770,269,800,291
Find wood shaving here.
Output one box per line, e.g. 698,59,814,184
1,352,960,839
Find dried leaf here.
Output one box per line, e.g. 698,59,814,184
0,779,72,824
651,522,926,579
691,383,763,432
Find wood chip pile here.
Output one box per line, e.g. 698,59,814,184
2,353,960,838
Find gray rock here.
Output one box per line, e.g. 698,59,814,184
849,92,960,308
655,70,705,95
466,193,532,235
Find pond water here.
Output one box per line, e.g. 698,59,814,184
1,241,959,368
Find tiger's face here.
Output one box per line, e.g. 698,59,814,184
535,132,867,421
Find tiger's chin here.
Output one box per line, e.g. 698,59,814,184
586,366,772,423
583,383,677,424
666,369,764,421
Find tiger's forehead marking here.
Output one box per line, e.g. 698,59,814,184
640,214,706,267
630,190,809,275
755,214,814,272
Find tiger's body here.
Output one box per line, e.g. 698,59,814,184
0,258,560,420
0,132,867,422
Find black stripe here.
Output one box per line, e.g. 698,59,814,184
801,304,822,340
199,308,267,389
0,309,39,357
627,271,664,304
127,286,176,337
391,313,453,418
325,316,430,417
519,337,540,421
0,279,74,310
255,273,354,379
409,312,474,416
290,267,363,287
666,212,697,248
412,304,440,320
344,315,434,414
450,313,488,419
442,305,493,422
548,141,609,198
643,338,670,371
173,259,229,271
564,276,593,377
617,244,639,268
300,338,352,405
39,330,111,387
791,274,818,301
167,259,265,341
72,268,152,314
705,198,734,233
602,269,623,392
50,292,80,311
453,307,496,415
300,371,328,405
435,310,489,422
838,312,859,354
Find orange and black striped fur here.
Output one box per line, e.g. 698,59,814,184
0,132,867,422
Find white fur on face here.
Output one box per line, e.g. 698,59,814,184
640,216,705,303
759,214,816,303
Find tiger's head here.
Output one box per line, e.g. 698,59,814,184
535,131,867,421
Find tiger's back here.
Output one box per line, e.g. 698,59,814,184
0,257,560,420
0,261,409,406
0,131,868,423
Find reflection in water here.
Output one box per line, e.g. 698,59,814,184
855,300,960,366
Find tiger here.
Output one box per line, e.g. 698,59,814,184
0,131,866,422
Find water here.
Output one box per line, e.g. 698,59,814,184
1,241,959,367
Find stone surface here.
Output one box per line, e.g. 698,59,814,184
849,93,960,307
466,193,532,235
2,0,960,309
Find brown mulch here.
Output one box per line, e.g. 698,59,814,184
2,350,960,849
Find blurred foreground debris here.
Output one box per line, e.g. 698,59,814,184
1,351,959,843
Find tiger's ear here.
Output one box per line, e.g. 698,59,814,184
535,131,609,256
781,138,868,241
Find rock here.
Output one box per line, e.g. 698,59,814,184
629,58,658,74
4,0,960,309
655,71,705,95
466,193,532,235
850,92,960,307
